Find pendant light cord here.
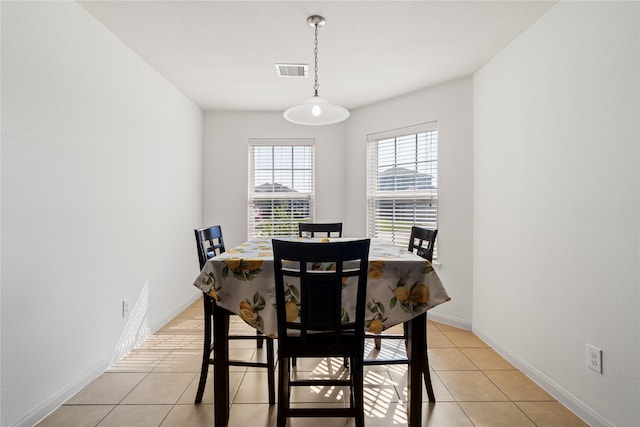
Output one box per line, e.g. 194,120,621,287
313,22,319,97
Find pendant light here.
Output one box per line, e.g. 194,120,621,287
283,15,350,126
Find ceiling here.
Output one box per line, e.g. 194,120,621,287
79,1,556,112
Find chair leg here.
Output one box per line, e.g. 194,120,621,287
256,329,265,349
352,356,365,427
416,320,435,402
424,346,435,402
195,295,213,404
374,336,382,350
277,356,290,427
267,338,276,405
407,319,435,402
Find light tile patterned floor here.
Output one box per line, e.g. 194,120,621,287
37,300,587,426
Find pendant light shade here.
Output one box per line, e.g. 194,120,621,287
283,16,350,126
283,95,350,126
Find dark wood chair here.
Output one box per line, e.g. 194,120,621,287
408,226,437,261
364,226,438,402
272,238,370,427
193,225,275,405
296,224,346,363
298,222,343,237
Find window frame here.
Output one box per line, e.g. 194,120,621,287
248,139,315,239
366,122,438,253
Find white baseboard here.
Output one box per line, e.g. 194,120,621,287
472,326,613,427
11,359,109,427
427,311,472,330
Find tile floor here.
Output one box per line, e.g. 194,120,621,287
37,300,588,427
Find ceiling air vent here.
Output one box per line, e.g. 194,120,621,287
275,63,308,78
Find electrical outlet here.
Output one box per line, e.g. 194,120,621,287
122,299,131,318
586,344,602,374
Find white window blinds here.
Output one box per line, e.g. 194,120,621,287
367,123,438,249
248,140,315,239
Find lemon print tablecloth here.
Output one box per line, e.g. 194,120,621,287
193,237,450,337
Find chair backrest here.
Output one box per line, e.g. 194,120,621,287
272,239,370,350
408,226,437,262
194,225,226,269
298,222,343,238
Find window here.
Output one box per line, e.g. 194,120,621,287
367,122,438,249
248,140,314,239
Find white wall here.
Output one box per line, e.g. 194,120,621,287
473,2,639,426
1,2,203,426
203,111,346,248
345,78,474,327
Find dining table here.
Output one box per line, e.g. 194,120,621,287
192,236,450,426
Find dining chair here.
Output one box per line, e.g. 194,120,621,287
272,238,370,427
296,224,346,363
408,226,437,262
298,222,343,237
193,225,275,405
364,226,438,402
